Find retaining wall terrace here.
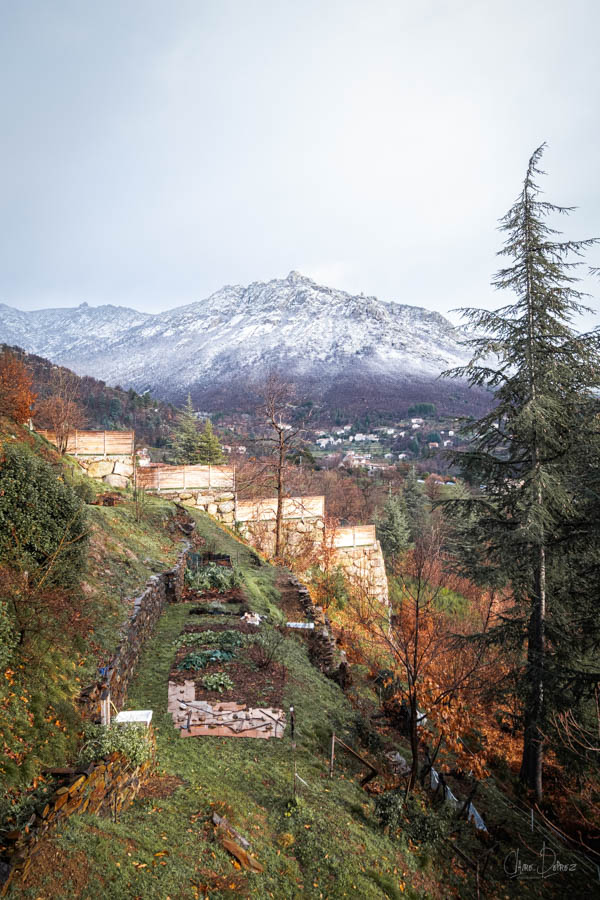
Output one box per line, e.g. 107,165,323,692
236,515,325,558
158,490,236,525
79,546,189,719
236,510,388,605
333,542,389,605
0,747,154,896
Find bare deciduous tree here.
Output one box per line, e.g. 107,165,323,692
253,371,307,559
35,367,87,454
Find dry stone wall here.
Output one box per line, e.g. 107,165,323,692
333,542,389,605
159,490,236,524
0,748,154,896
79,546,189,719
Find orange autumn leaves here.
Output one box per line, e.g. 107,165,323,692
0,350,36,424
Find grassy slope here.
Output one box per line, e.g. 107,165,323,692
10,511,434,900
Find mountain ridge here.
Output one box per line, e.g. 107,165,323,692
0,272,484,415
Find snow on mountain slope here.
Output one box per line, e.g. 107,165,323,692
0,273,472,405
0,302,151,362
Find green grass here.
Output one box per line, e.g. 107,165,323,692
189,510,285,621
10,538,423,898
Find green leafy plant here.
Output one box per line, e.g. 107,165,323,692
77,723,152,768
0,443,88,586
174,629,245,650
178,648,235,670
185,563,240,593
201,672,234,693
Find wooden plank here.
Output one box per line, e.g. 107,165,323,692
236,495,325,522
333,525,376,549
37,429,134,456
137,464,235,492
331,735,379,785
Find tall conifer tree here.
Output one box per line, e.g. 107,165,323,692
169,394,202,464
197,419,224,464
445,145,600,800
377,491,410,559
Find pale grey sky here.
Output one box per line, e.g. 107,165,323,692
1,0,599,329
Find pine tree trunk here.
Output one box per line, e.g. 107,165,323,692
518,194,546,802
520,543,546,801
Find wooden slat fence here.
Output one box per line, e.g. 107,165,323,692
137,464,235,492
333,525,377,549
236,496,325,523
37,430,134,456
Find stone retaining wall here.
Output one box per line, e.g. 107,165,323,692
333,541,389,605
284,574,350,687
237,515,388,606
79,546,189,719
236,516,325,558
0,747,154,896
158,490,236,525
76,454,135,490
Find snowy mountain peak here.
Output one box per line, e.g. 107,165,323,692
0,274,473,410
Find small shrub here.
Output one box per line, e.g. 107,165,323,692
375,791,450,846
202,672,234,693
375,791,406,833
0,780,56,831
249,626,284,670
78,723,152,768
72,479,96,504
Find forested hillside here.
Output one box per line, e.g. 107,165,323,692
1,345,177,448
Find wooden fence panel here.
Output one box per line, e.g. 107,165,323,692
137,464,235,491
333,525,377,549
37,430,134,456
235,495,325,523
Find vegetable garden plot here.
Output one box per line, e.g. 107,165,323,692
167,622,287,739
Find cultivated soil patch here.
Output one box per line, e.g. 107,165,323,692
181,585,249,609
168,623,286,709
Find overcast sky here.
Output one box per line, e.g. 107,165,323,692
1,0,599,329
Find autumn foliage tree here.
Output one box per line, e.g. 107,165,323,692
34,367,87,454
349,516,493,790
0,350,36,424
